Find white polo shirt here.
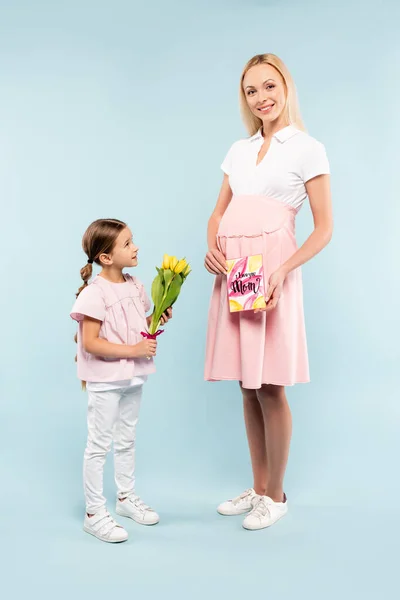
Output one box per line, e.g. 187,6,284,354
221,125,330,211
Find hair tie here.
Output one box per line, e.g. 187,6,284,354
87,259,93,264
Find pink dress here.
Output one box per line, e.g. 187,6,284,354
204,125,330,389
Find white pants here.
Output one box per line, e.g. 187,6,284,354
83,385,142,514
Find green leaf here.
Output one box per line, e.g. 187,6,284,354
151,269,174,323
159,275,182,315
163,269,174,289
148,313,161,335
157,266,165,280
151,273,164,307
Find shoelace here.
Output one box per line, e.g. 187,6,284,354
248,496,272,519
129,497,153,513
232,489,254,505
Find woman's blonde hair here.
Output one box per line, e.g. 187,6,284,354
239,53,305,136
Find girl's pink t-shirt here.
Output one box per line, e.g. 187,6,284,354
70,274,156,382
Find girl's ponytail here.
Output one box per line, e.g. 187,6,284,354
76,260,93,298
74,259,94,391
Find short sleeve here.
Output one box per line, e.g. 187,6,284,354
300,141,330,183
220,142,236,175
70,284,106,323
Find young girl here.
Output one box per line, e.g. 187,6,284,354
71,218,172,543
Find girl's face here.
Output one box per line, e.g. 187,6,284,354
243,63,287,128
100,227,139,269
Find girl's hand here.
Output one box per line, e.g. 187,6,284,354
160,307,173,325
132,338,157,358
204,248,228,275
255,268,286,313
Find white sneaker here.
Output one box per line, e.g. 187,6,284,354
217,488,259,516
242,494,288,530
116,496,160,525
83,508,128,543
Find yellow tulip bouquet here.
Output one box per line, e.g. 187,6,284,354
142,254,191,340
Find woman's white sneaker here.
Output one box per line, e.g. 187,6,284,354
116,496,160,525
83,508,128,543
242,494,288,530
217,488,259,516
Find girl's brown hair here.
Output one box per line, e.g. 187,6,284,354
76,218,127,297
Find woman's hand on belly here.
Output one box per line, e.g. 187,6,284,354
204,248,228,275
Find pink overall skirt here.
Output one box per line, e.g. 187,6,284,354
204,195,309,389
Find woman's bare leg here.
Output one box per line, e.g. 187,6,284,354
240,383,268,496
256,384,291,502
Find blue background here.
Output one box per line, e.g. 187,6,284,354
1,0,399,597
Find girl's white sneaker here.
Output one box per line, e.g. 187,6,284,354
83,508,128,543
116,496,160,525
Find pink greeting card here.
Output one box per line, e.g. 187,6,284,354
226,254,267,312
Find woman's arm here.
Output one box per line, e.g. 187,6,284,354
82,317,156,358
261,174,333,311
281,174,333,276
204,174,233,274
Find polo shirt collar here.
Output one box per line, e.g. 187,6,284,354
250,124,300,143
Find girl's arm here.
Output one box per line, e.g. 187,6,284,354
204,175,233,274
82,317,156,358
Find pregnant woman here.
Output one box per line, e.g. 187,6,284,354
204,53,333,530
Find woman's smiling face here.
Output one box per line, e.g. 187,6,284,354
243,63,287,127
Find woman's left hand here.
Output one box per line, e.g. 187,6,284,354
255,269,286,312
160,307,173,325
